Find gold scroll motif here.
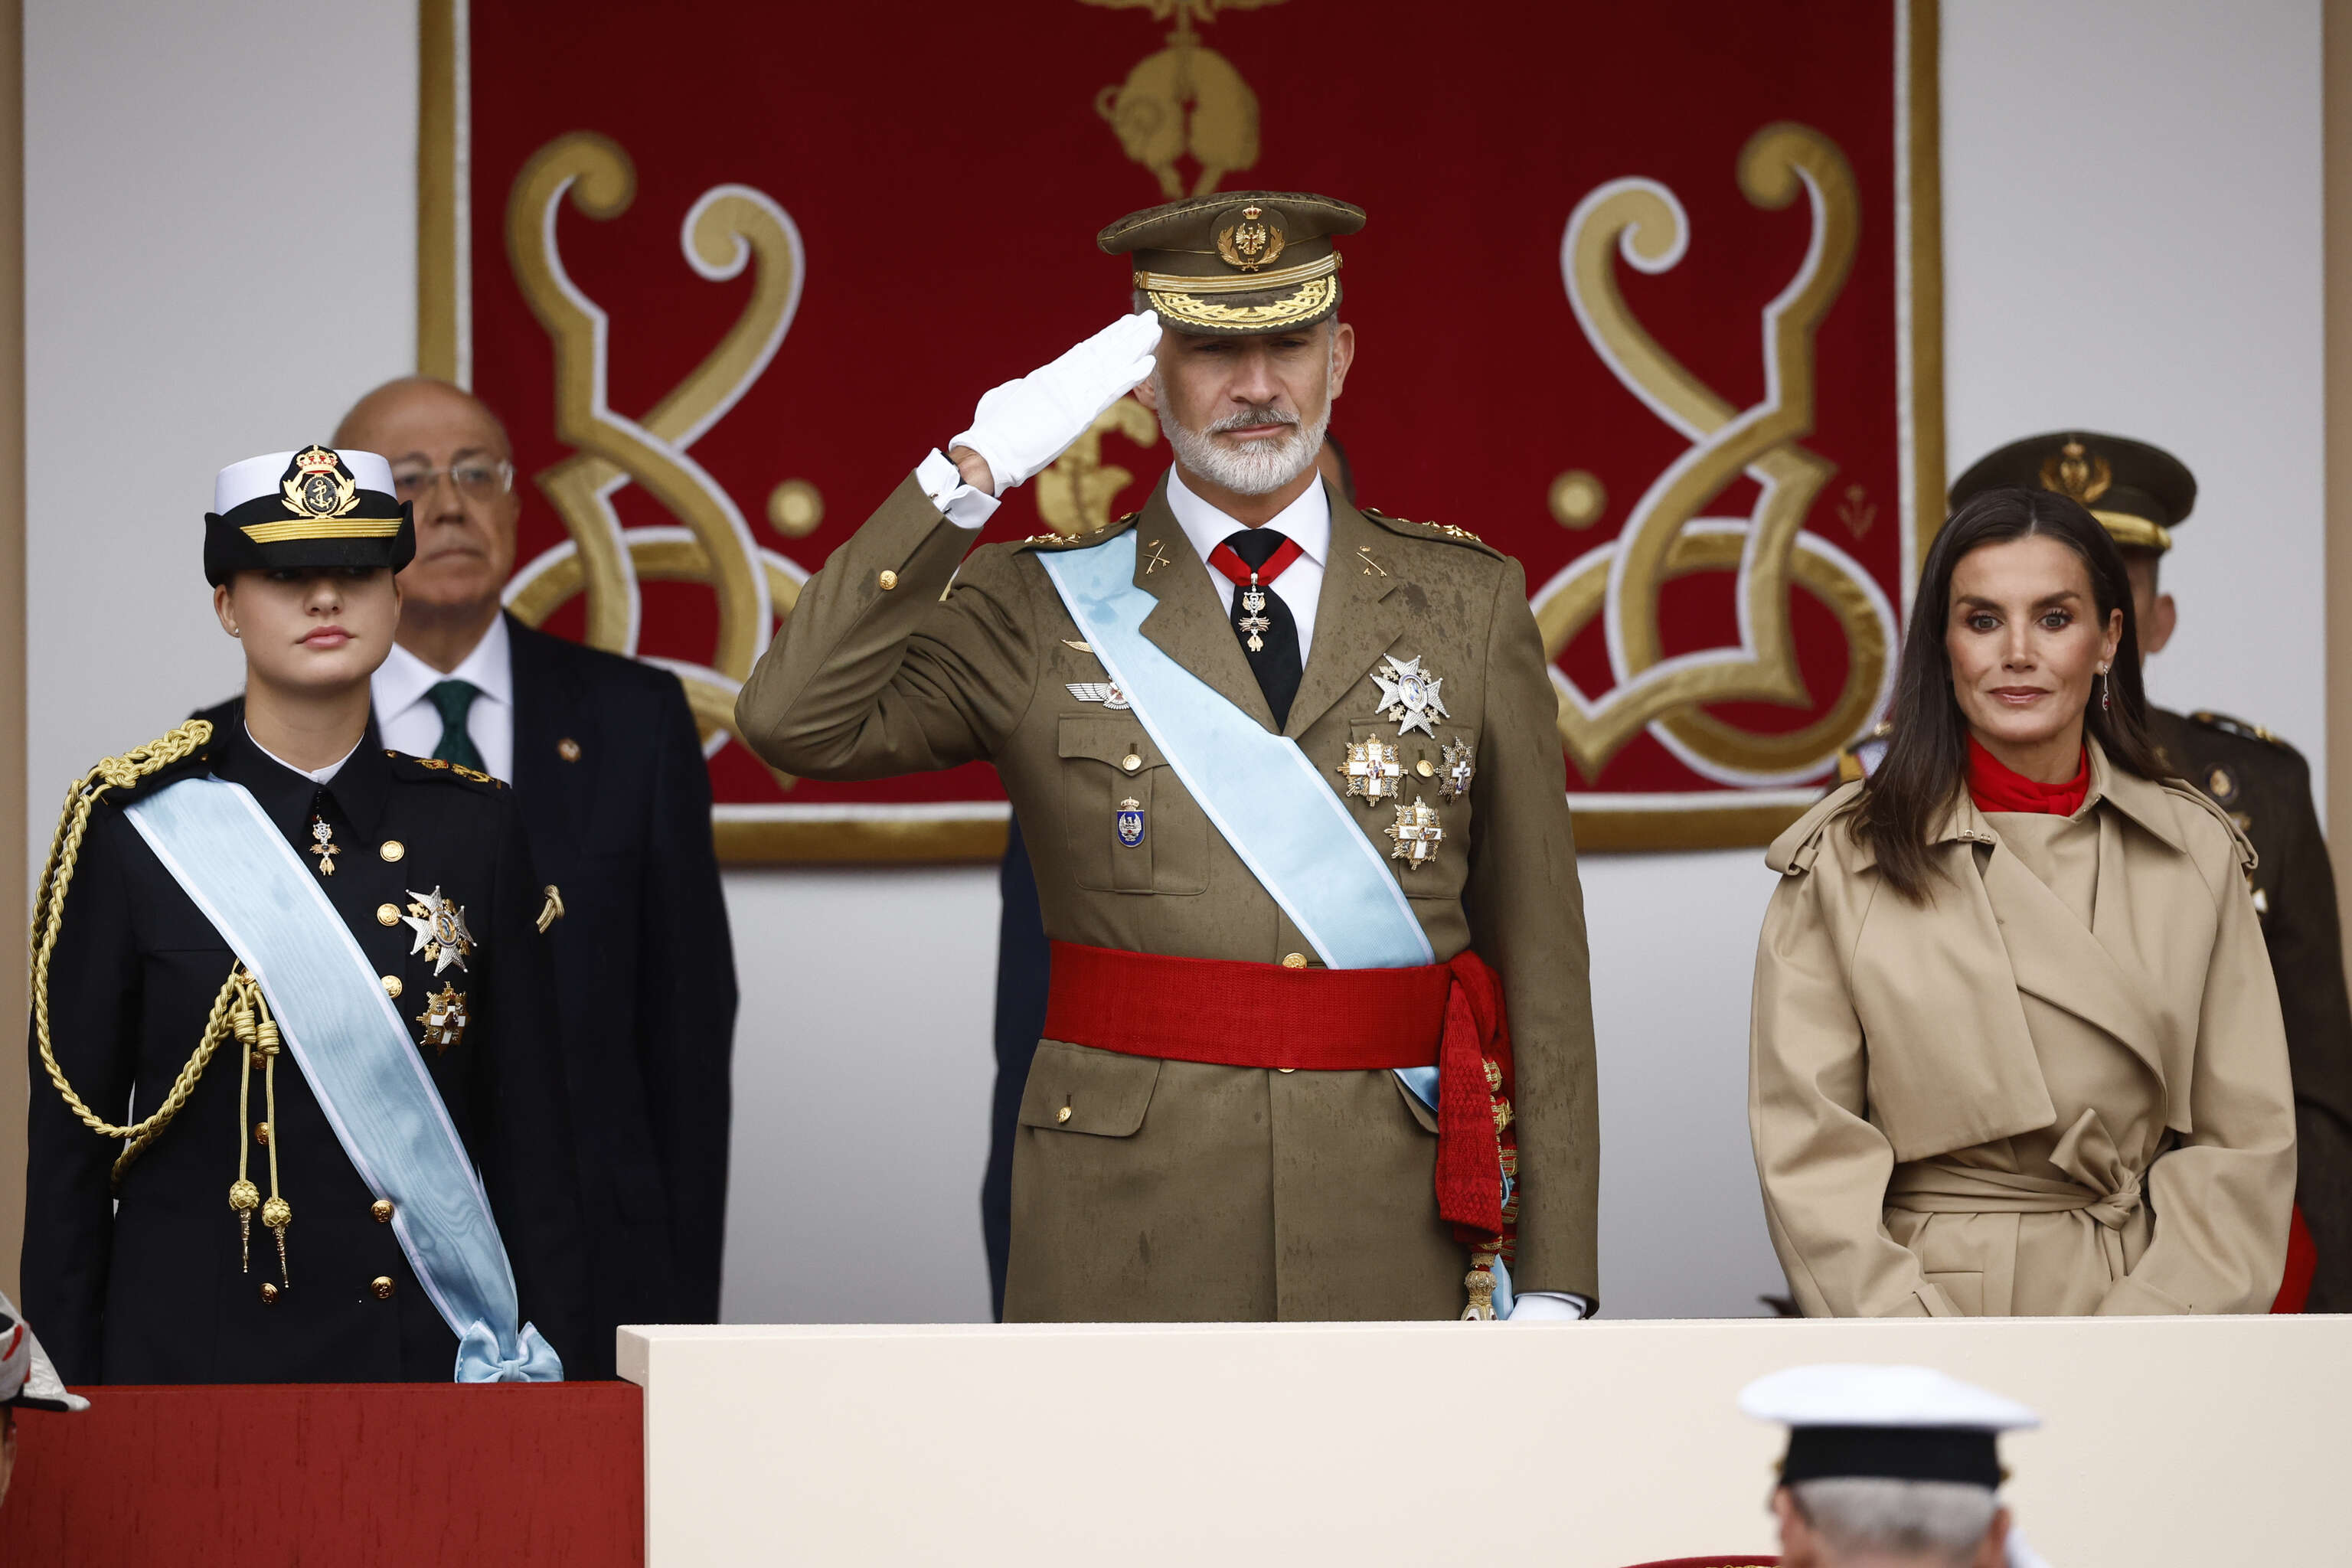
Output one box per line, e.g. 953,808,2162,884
1534,122,1893,784
501,132,812,777
1037,400,1161,536
1083,0,1280,199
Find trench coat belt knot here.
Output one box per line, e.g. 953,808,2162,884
1883,1109,2144,1276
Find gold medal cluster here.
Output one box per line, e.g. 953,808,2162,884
1337,654,1475,869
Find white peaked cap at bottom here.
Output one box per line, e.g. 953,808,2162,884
214,448,397,513
1739,1363,2041,1433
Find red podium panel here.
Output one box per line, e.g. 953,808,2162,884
0,1382,641,1565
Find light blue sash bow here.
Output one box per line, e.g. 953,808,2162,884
122,776,561,1382
1039,531,1432,971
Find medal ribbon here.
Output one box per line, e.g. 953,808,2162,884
1206,535,1305,588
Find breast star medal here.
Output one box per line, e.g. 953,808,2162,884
1066,681,1132,710
414,984,469,1054
1116,797,1146,848
1440,739,1476,802
1369,655,1449,737
400,886,477,975
307,816,338,877
1337,737,1403,803
1386,798,1446,868
1238,576,1272,652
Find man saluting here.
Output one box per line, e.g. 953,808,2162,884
737,192,1599,1321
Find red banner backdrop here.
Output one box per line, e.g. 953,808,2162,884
421,0,1941,860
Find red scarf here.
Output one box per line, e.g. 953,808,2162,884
1967,735,2089,816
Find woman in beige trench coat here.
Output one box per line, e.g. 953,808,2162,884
1750,485,2295,1316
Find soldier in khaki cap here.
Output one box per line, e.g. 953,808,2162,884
737,191,1599,1322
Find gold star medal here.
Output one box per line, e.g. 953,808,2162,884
307,815,338,877
414,984,469,1054
1336,737,1403,803
1368,655,1449,737
1440,739,1476,802
400,886,477,975
1386,798,1446,868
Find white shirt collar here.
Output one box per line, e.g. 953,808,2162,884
1165,465,1331,570
245,724,358,785
374,610,514,720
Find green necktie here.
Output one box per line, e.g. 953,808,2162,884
426,679,485,773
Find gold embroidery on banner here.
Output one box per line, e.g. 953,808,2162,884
1037,400,1161,536
1534,122,1893,785
1083,0,1281,200
503,132,811,792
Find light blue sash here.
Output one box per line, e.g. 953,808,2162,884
1039,531,1433,971
122,776,562,1382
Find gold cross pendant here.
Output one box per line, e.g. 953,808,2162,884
308,817,338,877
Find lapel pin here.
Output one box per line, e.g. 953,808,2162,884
1144,539,1171,575
557,737,582,762
1356,545,1388,577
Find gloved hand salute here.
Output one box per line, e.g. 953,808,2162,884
946,311,1161,498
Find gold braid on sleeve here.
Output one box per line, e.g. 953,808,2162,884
28,719,247,1191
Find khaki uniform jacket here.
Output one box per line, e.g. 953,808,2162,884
1750,743,2295,1317
737,471,1598,1320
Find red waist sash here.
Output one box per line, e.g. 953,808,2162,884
1044,940,1517,1241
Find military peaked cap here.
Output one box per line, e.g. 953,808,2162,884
204,445,415,586
1949,430,2197,555
1100,190,1364,336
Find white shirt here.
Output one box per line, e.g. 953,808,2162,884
372,612,517,783
1162,465,1331,662
247,727,356,785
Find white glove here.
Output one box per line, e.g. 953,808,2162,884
950,312,1161,495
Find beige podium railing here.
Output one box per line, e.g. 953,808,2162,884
620,1315,2349,1566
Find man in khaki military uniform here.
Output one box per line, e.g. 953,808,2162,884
1951,433,2352,1311
737,191,1599,1321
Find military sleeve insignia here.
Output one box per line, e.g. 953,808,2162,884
1439,739,1476,802
399,886,477,975
1337,737,1403,802
414,985,469,1054
1369,655,1449,737
1386,799,1446,868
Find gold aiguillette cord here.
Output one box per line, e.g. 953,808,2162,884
225,975,291,1287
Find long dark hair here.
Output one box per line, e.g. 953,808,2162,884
1856,485,2167,900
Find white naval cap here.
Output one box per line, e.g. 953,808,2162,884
0,1285,88,1413
214,447,396,513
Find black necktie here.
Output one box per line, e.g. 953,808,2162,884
1216,528,1303,729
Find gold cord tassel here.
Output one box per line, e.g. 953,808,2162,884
257,1014,291,1288
228,984,260,1271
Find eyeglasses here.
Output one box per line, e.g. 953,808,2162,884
390,459,515,504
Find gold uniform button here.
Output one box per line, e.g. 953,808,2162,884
376,903,400,926
1055,1106,1073,1124
1121,753,1142,773
260,1282,281,1305
381,975,403,998
379,840,405,863
877,570,899,590
1282,952,1308,969
371,1199,395,1223
1278,1067,1297,1074
371,1276,397,1300
1416,759,1436,778
557,737,582,763
253,1122,270,1148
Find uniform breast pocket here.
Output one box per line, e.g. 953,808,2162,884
1057,715,1207,895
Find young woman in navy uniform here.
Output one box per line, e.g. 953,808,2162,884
23,446,588,1383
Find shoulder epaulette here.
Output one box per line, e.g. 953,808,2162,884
1361,507,1504,558
384,750,506,790
91,719,217,803
2188,710,2301,756
1014,512,1139,552
2158,776,2259,875
1766,779,1867,877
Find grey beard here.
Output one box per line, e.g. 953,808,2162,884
1157,395,1331,497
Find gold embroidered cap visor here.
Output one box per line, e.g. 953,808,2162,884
204,444,416,585
1099,190,1366,336
1949,429,2197,557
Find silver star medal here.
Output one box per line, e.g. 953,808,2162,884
1065,682,1131,710
1368,654,1449,737
400,886,478,975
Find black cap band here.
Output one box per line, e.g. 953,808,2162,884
1782,1426,2003,1489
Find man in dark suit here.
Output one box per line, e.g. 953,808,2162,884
336,377,738,1370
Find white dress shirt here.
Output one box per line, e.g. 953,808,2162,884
373,611,517,783
1161,465,1331,662
247,727,356,785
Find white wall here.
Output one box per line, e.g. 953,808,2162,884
20,0,2328,1325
